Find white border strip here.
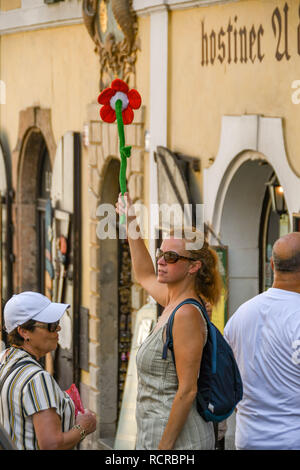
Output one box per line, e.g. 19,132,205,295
133,0,238,16
0,0,83,35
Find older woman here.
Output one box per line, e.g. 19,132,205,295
116,193,223,450
0,291,96,450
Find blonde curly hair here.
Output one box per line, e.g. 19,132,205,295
166,226,223,306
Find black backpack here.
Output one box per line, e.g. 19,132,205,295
162,298,243,422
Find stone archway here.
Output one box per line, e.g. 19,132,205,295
12,107,56,292
204,115,300,314
204,115,300,233
218,155,274,314
0,141,13,344
86,103,145,448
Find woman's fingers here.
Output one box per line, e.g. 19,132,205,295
116,192,131,215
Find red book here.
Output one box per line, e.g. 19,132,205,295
65,384,85,416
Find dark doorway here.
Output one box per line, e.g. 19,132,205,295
37,141,52,295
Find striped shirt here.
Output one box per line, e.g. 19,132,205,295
0,347,75,450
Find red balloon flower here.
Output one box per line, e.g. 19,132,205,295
98,79,142,125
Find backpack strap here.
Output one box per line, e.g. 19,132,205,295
162,298,210,363
0,360,38,394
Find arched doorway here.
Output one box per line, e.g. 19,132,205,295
97,157,132,444
0,142,13,346
86,101,144,449
16,129,52,293
204,115,300,317
218,157,289,316
37,140,52,295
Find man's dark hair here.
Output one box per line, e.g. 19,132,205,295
272,251,300,272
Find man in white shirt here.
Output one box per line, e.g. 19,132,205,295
224,232,300,450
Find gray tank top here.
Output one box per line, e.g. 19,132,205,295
135,306,214,450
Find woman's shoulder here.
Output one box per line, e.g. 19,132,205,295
0,347,35,370
0,348,10,363
23,367,63,399
172,300,208,339
174,299,206,320
0,346,19,362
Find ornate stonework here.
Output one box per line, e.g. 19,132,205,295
82,0,140,89
12,107,56,293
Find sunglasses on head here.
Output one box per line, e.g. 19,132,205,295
34,320,60,333
156,248,195,264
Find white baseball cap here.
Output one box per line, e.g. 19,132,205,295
4,292,70,334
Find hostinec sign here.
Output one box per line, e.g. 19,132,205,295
200,2,299,66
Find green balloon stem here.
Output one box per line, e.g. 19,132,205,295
115,99,131,226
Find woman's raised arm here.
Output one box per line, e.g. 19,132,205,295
116,192,168,307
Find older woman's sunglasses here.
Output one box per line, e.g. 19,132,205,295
34,321,60,333
156,248,195,264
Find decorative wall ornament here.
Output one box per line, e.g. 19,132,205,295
82,0,140,89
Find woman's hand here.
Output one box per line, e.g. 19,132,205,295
115,192,136,223
33,408,97,450
75,409,97,436
115,192,168,306
116,192,143,241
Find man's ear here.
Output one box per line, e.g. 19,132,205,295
270,257,274,272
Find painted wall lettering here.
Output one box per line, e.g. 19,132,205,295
201,17,264,66
200,2,299,66
272,3,290,61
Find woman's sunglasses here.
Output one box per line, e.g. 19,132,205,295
34,321,60,333
156,248,195,264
